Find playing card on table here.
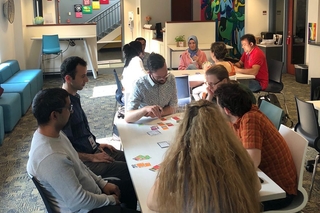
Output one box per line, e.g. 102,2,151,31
149,165,160,172
147,130,161,136
166,122,174,127
133,155,151,161
150,126,159,130
157,141,170,148
157,122,166,126
171,116,181,123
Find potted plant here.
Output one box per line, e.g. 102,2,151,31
175,35,186,47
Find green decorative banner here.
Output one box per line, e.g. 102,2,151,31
82,6,92,14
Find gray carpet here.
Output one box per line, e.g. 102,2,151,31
0,70,319,212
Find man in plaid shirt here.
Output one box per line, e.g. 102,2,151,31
215,83,297,211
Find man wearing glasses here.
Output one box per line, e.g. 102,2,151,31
27,88,139,213
125,53,178,123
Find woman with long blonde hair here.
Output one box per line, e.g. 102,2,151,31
147,100,261,213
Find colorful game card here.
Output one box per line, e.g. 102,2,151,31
161,126,169,130
147,130,161,136
133,155,151,161
166,122,174,127
160,117,167,121
149,165,160,172
171,116,181,123
132,162,152,168
151,126,159,130
157,122,166,126
157,141,170,148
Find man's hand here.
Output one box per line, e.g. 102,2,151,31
91,152,115,163
144,105,162,118
111,194,121,205
103,182,121,197
100,144,117,153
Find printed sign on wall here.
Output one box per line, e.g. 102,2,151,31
309,23,317,42
92,0,101,10
74,4,83,18
74,4,82,12
83,0,90,6
83,6,92,14
76,12,83,18
100,0,109,4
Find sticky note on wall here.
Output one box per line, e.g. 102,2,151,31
92,1,101,10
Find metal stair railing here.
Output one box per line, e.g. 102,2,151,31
86,1,121,40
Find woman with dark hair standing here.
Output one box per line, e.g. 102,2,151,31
122,41,147,92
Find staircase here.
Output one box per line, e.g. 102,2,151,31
87,1,121,50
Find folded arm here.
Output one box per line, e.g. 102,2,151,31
235,64,260,76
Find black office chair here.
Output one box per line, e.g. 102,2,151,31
30,176,54,213
113,69,124,119
310,78,320,100
257,59,291,125
113,69,124,106
294,96,320,199
259,100,284,130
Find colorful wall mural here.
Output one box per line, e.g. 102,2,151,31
201,0,245,58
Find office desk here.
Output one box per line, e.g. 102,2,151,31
167,43,233,69
115,115,285,212
31,35,97,79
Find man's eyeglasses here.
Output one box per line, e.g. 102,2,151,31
56,104,73,113
151,72,170,81
204,79,224,87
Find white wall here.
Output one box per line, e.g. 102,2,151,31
0,0,26,67
245,0,269,37
307,0,320,79
122,0,171,45
193,0,201,21
276,0,284,33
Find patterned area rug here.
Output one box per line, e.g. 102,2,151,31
0,71,319,212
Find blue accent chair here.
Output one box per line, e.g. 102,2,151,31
42,34,62,73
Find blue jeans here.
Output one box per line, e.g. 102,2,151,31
248,79,262,92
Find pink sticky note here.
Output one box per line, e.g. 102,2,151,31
75,12,83,18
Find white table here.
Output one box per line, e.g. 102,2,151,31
167,43,233,69
115,115,285,212
31,35,97,79
170,69,255,88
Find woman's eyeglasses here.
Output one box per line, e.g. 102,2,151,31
204,79,224,87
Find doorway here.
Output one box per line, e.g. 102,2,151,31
171,0,192,22
285,0,307,75
270,0,307,75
